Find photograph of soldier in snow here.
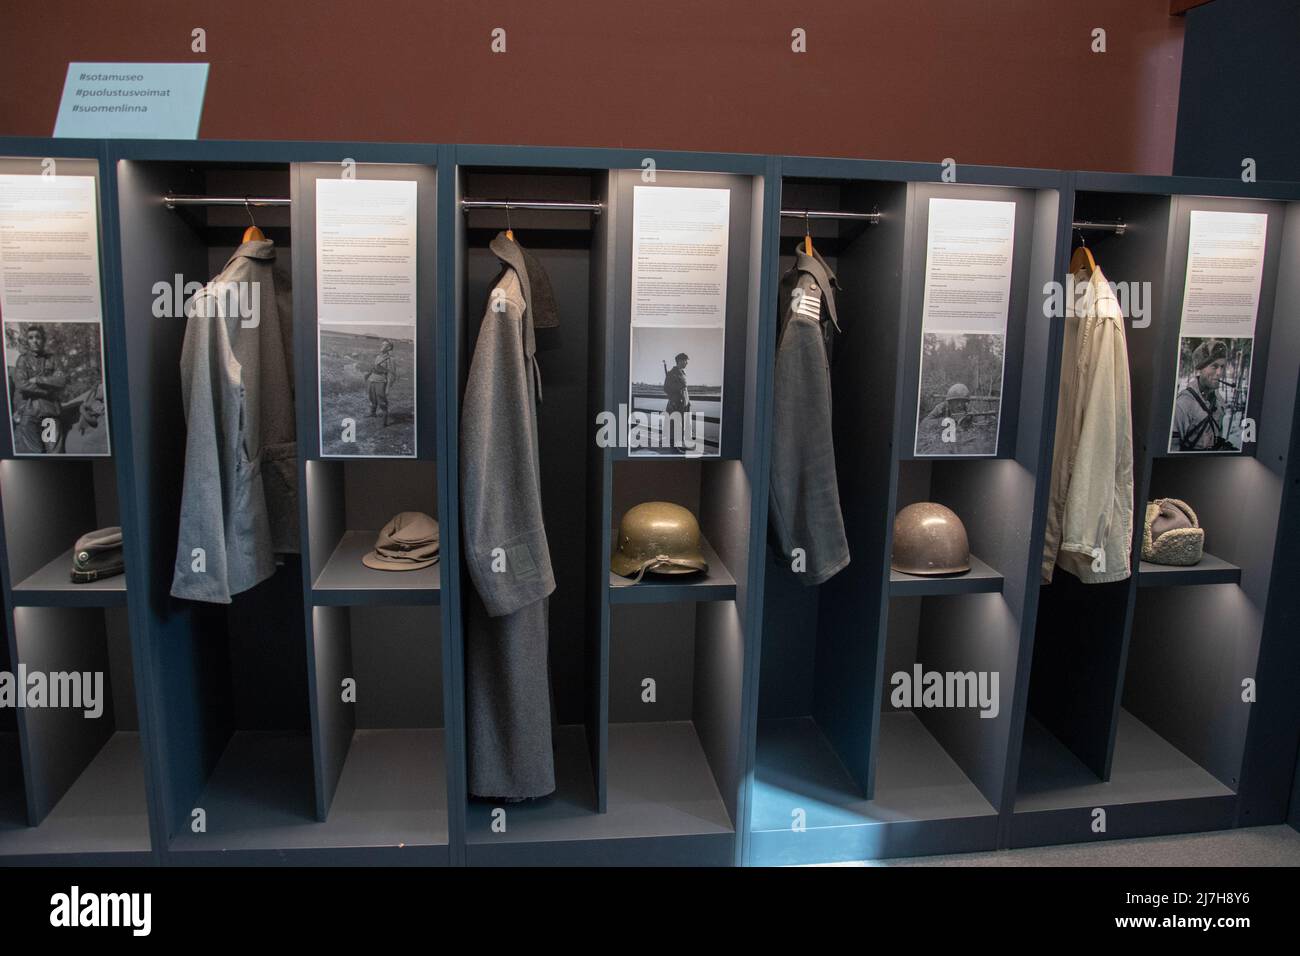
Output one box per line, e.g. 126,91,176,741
1169,336,1251,452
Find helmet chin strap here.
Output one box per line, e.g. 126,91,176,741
628,555,696,584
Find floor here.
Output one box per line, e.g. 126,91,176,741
822,825,1300,866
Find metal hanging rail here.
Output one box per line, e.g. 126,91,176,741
163,195,291,209
1071,219,1127,235
461,198,604,214
781,208,881,224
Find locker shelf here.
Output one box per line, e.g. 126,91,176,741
1015,709,1234,812
311,530,441,605
11,547,128,607
889,554,1004,596
609,534,736,604
317,728,448,848
1010,710,1236,848
467,721,733,865
0,732,150,859
749,714,997,865
166,727,450,861
1137,552,1241,587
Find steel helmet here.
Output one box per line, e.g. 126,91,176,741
946,383,970,401
891,502,971,575
611,501,708,581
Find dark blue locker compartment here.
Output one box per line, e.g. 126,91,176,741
1011,176,1300,849
0,145,153,863
452,150,767,865
748,163,1066,865
114,152,314,862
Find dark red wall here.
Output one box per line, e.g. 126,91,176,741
0,1,1184,174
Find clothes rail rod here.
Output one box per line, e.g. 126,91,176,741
780,208,881,223
164,195,291,209
461,199,604,214
1071,219,1127,235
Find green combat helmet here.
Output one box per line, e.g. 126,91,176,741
611,501,709,582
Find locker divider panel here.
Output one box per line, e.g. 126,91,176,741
814,179,909,798
1236,202,1300,825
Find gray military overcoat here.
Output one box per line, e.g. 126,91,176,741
171,239,299,604
461,234,559,800
769,246,850,585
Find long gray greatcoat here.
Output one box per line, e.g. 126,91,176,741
461,233,559,800
171,239,299,604
769,246,850,586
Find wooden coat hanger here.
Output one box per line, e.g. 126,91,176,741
505,203,514,242
803,211,813,256
242,199,266,243
1069,229,1096,276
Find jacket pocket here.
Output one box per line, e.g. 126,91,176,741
262,440,301,553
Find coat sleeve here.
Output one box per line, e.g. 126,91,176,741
170,292,236,603
768,305,850,585
460,274,555,617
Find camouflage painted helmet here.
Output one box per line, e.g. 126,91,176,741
945,383,971,401
611,502,708,581
891,502,970,576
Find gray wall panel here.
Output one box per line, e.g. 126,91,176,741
693,599,743,825
14,606,114,823
311,606,354,815
609,603,695,722
350,605,442,729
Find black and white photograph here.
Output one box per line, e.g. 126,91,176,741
318,320,416,457
914,331,1004,456
1168,335,1253,453
2,320,110,455
629,324,723,456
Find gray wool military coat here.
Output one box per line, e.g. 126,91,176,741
461,233,559,801
171,239,299,604
769,247,850,586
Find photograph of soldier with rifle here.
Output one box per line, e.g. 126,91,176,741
914,331,1004,455
630,325,723,456
3,320,110,455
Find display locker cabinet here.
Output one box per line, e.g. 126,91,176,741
1012,180,1300,847
0,150,154,863
115,157,312,863
113,147,449,863
293,160,449,863
452,155,766,865
748,168,1066,865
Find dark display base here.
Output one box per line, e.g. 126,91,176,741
0,732,150,860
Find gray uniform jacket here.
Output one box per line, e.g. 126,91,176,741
171,239,299,604
769,247,850,585
461,233,558,800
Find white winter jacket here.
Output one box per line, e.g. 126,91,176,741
1041,265,1134,584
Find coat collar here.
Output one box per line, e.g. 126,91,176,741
222,238,276,270
793,246,842,332
489,233,559,330
489,232,557,404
